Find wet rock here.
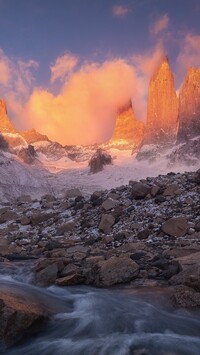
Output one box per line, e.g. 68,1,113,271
94,256,139,286
171,285,200,308
34,263,58,286
162,217,188,237
0,290,48,346
56,273,85,286
170,264,200,291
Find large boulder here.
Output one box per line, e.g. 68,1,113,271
161,217,188,237
90,256,139,287
131,182,151,199
171,285,200,308
0,290,48,346
89,148,112,174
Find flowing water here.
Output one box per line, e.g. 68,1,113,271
1,263,200,355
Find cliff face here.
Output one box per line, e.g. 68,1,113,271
144,57,178,144
110,100,144,147
0,99,17,133
177,67,200,141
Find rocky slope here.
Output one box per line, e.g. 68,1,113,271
144,57,178,145
0,169,200,307
177,67,200,141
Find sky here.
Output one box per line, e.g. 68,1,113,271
0,0,200,145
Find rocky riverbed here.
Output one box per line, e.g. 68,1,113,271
0,169,200,347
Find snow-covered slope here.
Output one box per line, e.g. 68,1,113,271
0,140,200,202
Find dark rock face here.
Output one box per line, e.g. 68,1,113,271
144,57,178,145
177,67,200,142
17,145,36,164
89,148,112,173
0,134,9,151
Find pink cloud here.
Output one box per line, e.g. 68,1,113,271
150,14,169,36
0,49,11,86
112,5,130,18
132,43,165,79
176,33,200,82
50,53,79,83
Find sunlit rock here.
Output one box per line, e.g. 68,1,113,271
110,100,144,148
0,99,17,134
177,67,200,141
144,57,178,144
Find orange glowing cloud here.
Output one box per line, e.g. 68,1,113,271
150,14,169,36
50,53,79,83
23,59,145,145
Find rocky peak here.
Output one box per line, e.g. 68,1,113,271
110,100,144,147
0,99,7,115
20,128,50,144
144,57,178,145
177,66,200,141
0,99,17,134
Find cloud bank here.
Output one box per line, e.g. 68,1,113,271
24,59,145,145
50,53,79,83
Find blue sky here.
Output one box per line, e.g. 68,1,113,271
1,0,200,84
0,0,200,144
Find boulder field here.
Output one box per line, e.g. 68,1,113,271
1,168,200,346
0,170,200,308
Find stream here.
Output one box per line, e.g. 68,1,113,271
0,262,200,355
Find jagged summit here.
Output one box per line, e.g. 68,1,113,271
110,99,144,147
144,57,178,145
177,66,200,141
0,99,17,133
20,128,50,144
